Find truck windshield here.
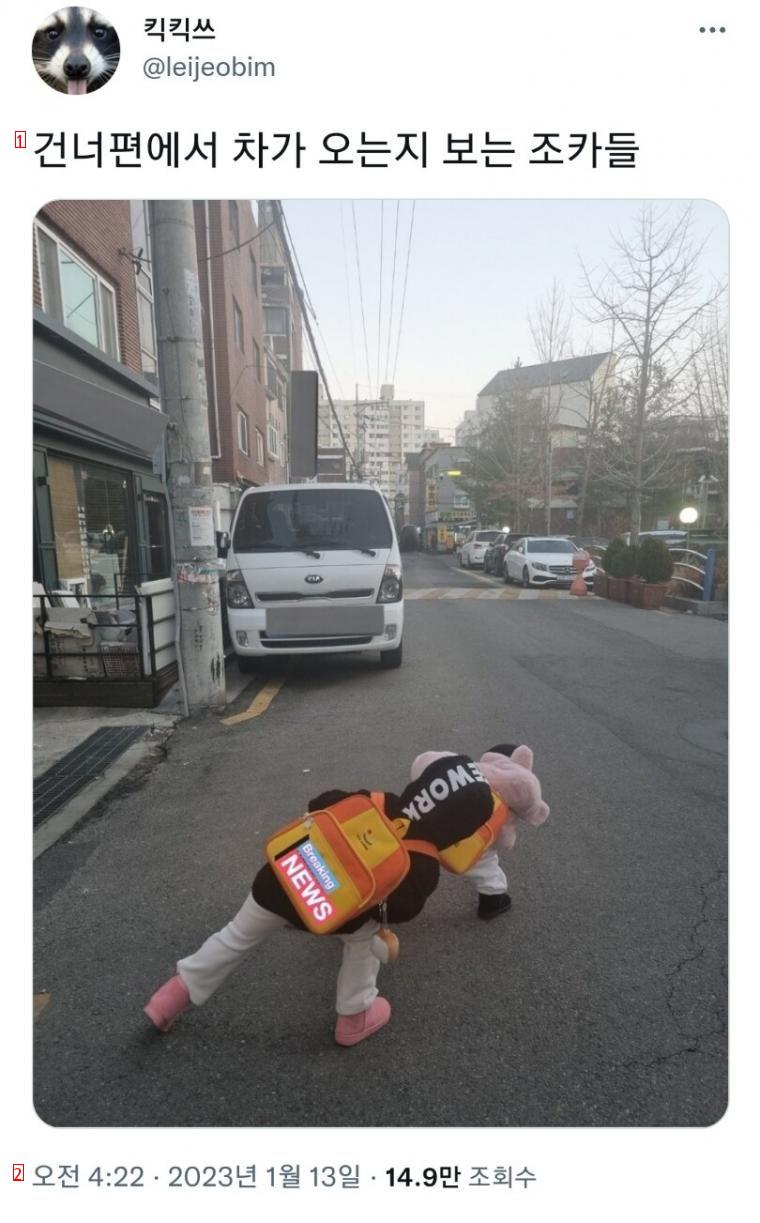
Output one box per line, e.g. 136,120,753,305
232,488,393,553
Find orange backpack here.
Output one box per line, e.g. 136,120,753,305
434,792,508,874
266,792,411,935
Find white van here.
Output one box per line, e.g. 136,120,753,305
225,483,404,669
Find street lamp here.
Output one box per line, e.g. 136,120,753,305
679,505,698,552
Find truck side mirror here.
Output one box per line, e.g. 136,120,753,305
216,530,230,559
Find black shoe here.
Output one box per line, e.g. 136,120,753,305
477,892,512,920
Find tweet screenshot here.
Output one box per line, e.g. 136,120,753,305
3,1,754,1219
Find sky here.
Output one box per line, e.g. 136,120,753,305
281,199,728,438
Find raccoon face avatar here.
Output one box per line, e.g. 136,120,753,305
33,8,120,95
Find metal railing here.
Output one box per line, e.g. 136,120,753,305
33,582,176,683
667,547,717,602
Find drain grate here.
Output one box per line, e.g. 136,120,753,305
33,726,147,827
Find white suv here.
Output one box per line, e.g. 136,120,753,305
459,529,501,569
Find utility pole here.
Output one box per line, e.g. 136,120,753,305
151,200,225,711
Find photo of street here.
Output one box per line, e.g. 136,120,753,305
32,198,727,1127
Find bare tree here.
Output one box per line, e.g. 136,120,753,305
687,314,728,525
528,280,573,532
566,342,617,538
580,204,725,541
461,376,544,530
594,361,686,523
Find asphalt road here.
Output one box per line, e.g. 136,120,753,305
34,551,728,1127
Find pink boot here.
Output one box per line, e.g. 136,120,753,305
334,997,391,1046
144,974,191,1032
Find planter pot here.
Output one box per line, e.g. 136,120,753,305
593,571,609,598
640,582,668,611
627,579,667,610
607,576,629,603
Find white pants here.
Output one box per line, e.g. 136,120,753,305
462,846,508,895
176,894,381,1016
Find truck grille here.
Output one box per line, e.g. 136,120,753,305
255,589,374,602
260,635,373,649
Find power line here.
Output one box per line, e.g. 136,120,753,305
391,201,416,384
278,202,345,399
278,205,317,319
376,200,384,398
339,202,359,390
272,202,361,478
351,202,374,404
384,201,401,385
118,215,280,272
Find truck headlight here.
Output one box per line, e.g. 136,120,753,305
377,565,403,603
226,568,253,609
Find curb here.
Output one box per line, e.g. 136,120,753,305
33,727,173,859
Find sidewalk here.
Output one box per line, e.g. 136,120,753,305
33,663,251,858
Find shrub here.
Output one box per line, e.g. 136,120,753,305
616,544,638,578
636,536,674,584
605,539,637,578
601,536,626,572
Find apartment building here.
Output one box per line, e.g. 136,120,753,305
318,384,425,501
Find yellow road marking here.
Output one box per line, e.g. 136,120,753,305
34,993,51,1021
222,674,290,726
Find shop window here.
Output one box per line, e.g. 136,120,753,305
47,457,133,595
142,492,170,580
35,223,120,359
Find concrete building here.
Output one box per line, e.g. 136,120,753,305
417,444,474,551
33,200,175,704
461,353,617,533
318,384,425,501
455,410,478,446
258,200,305,482
194,200,275,531
33,201,169,594
475,354,615,434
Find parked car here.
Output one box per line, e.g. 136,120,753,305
483,532,522,577
459,529,501,569
620,530,686,547
504,536,597,588
225,483,404,670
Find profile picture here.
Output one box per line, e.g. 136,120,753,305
32,7,120,95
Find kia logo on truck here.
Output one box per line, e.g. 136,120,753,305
305,574,323,584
